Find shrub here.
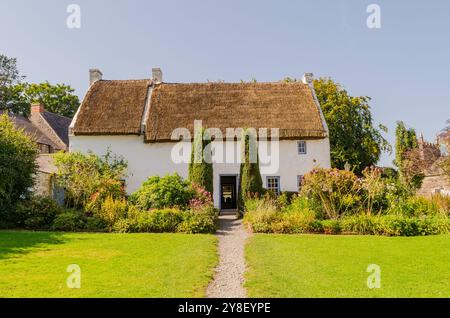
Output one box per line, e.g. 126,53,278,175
85,216,108,232
342,214,449,236
284,195,312,212
244,195,317,234
361,166,387,215
135,208,184,233
13,196,63,230
95,196,128,232
0,114,38,215
53,150,127,210
189,183,213,209
273,210,317,234
301,168,362,219
130,174,193,210
177,206,218,234
51,209,86,232
276,192,298,209
416,216,449,236
389,195,446,217
341,214,385,235
321,220,341,234
244,209,281,233
112,218,136,233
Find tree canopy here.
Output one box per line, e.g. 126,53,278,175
0,54,24,112
0,114,38,213
0,53,80,118
6,82,80,118
313,78,390,174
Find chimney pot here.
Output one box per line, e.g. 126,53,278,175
31,103,45,114
152,68,163,84
302,73,314,85
89,68,103,85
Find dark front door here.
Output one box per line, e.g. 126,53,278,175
220,176,237,210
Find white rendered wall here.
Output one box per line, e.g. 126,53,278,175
70,135,330,208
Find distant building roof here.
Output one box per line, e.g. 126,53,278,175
1,104,72,151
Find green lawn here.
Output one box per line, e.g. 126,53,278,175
245,234,450,298
0,231,218,298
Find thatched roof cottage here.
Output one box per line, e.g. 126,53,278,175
69,69,331,211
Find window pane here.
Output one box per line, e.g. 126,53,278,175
298,141,306,154
267,177,280,196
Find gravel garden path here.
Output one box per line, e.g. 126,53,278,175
206,214,250,298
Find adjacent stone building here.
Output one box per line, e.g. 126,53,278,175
1,104,71,200
417,134,450,196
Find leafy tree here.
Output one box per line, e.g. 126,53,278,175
188,129,213,193
0,114,38,215
394,121,418,179
53,150,127,210
239,129,264,208
8,82,80,117
313,78,390,175
0,54,79,117
0,54,25,112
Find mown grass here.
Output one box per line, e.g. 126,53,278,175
0,231,218,298
245,234,450,297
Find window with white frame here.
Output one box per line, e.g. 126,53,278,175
298,141,307,154
266,176,280,196
297,175,304,191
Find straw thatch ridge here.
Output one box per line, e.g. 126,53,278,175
144,82,327,142
73,79,151,135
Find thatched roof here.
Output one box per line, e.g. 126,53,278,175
73,79,151,135
73,80,328,141
145,82,327,142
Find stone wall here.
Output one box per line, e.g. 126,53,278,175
418,175,450,196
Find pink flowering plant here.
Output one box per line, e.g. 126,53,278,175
301,168,362,219
188,183,213,209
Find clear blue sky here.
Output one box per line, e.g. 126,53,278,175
1,0,449,166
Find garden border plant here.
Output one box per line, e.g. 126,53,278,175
243,167,449,237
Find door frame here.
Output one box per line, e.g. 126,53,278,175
219,174,239,212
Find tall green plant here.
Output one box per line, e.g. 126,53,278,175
239,129,264,209
188,129,213,193
395,121,418,180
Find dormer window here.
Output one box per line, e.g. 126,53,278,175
298,141,307,154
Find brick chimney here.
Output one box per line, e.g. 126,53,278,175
89,68,103,85
152,67,163,84
31,102,45,114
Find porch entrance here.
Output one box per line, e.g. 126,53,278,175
220,175,237,211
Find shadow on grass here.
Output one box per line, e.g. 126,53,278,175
0,231,69,260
